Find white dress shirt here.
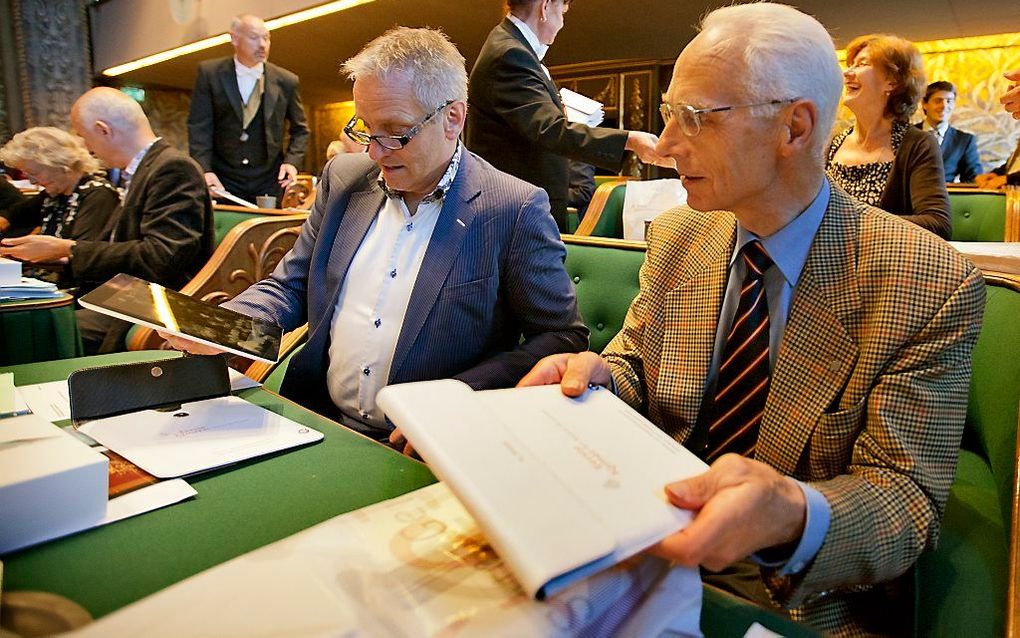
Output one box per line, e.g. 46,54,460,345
234,58,265,105
923,120,949,146
326,144,463,433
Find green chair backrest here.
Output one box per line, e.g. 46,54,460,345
564,237,646,353
213,211,263,246
963,275,1020,517
264,343,305,393
587,183,627,239
948,192,1007,242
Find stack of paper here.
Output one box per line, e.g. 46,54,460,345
0,276,61,301
0,257,20,286
560,87,605,126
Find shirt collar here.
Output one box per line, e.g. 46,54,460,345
123,137,161,179
507,14,549,61
378,141,463,205
731,179,830,288
234,57,265,79
924,119,949,137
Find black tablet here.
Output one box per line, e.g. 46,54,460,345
79,274,282,363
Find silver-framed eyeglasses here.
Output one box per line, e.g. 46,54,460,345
344,100,453,150
659,98,799,137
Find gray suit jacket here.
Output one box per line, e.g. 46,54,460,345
226,150,588,419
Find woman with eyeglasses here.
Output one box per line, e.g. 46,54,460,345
0,127,118,284
827,34,951,239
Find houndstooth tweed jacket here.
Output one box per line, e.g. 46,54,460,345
603,182,985,636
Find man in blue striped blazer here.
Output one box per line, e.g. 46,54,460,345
179,28,587,441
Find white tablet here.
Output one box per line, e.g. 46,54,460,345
79,274,282,363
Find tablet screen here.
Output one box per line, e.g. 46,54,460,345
79,274,282,362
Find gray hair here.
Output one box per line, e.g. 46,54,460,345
699,3,843,161
230,14,264,34
0,126,100,175
341,27,467,109
74,87,149,133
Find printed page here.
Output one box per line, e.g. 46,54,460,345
376,381,706,598
70,483,703,637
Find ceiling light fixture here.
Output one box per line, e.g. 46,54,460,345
102,0,378,77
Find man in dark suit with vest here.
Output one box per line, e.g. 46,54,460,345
188,14,310,205
466,0,662,231
917,81,982,183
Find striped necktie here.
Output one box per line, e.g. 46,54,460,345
704,240,774,463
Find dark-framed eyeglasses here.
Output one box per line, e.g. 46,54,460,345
659,98,799,137
344,100,454,150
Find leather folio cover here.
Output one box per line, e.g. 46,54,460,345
68,355,231,426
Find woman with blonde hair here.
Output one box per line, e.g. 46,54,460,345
0,126,118,242
827,34,951,238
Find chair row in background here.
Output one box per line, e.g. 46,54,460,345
575,180,1020,243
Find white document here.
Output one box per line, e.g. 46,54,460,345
623,179,688,240
16,380,71,423
103,479,196,524
559,87,605,127
227,368,261,391
70,483,702,638
78,396,323,478
210,186,257,209
376,381,707,600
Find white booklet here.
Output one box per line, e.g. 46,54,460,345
559,87,605,127
78,396,323,478
376,380,707,600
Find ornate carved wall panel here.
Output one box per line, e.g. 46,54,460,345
12,0,92,129
139,88,191,152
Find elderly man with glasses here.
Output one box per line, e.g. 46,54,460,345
520,3,984,635
166,26,587,442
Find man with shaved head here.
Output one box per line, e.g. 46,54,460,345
2,87,213,353
188,14,309,206
520,3,984,634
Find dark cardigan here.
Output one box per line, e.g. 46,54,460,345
830,124,952,239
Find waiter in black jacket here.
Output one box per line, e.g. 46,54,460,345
187,14,309,206
466,0,662,230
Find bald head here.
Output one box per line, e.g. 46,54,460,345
231,14,270,67
71,87,155,168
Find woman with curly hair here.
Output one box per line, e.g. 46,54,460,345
0,126,118,242
827,34,951,238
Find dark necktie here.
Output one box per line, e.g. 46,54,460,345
704,240,774,463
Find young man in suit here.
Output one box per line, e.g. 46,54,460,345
0,87,214,353
187,14,309,205
521,4,984,635
166,27,588,442
466,0,662,231
917,81,983,182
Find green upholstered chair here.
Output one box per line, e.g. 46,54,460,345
574,181,629,239
915,272,1020,637
948,190,1008,242
563,235,646,353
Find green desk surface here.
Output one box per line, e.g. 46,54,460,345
0,352,817,637
0,299,83,365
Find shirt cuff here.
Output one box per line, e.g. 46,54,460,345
751,480,831,576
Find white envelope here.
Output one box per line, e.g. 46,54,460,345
78,396,323,478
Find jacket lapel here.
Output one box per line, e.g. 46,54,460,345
311,181,385,338
262,64,279,127
757,186,860,476
657,217,733,440
217,59,244,124
109,140,166,237
388,153,481,381
500,18,561,107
